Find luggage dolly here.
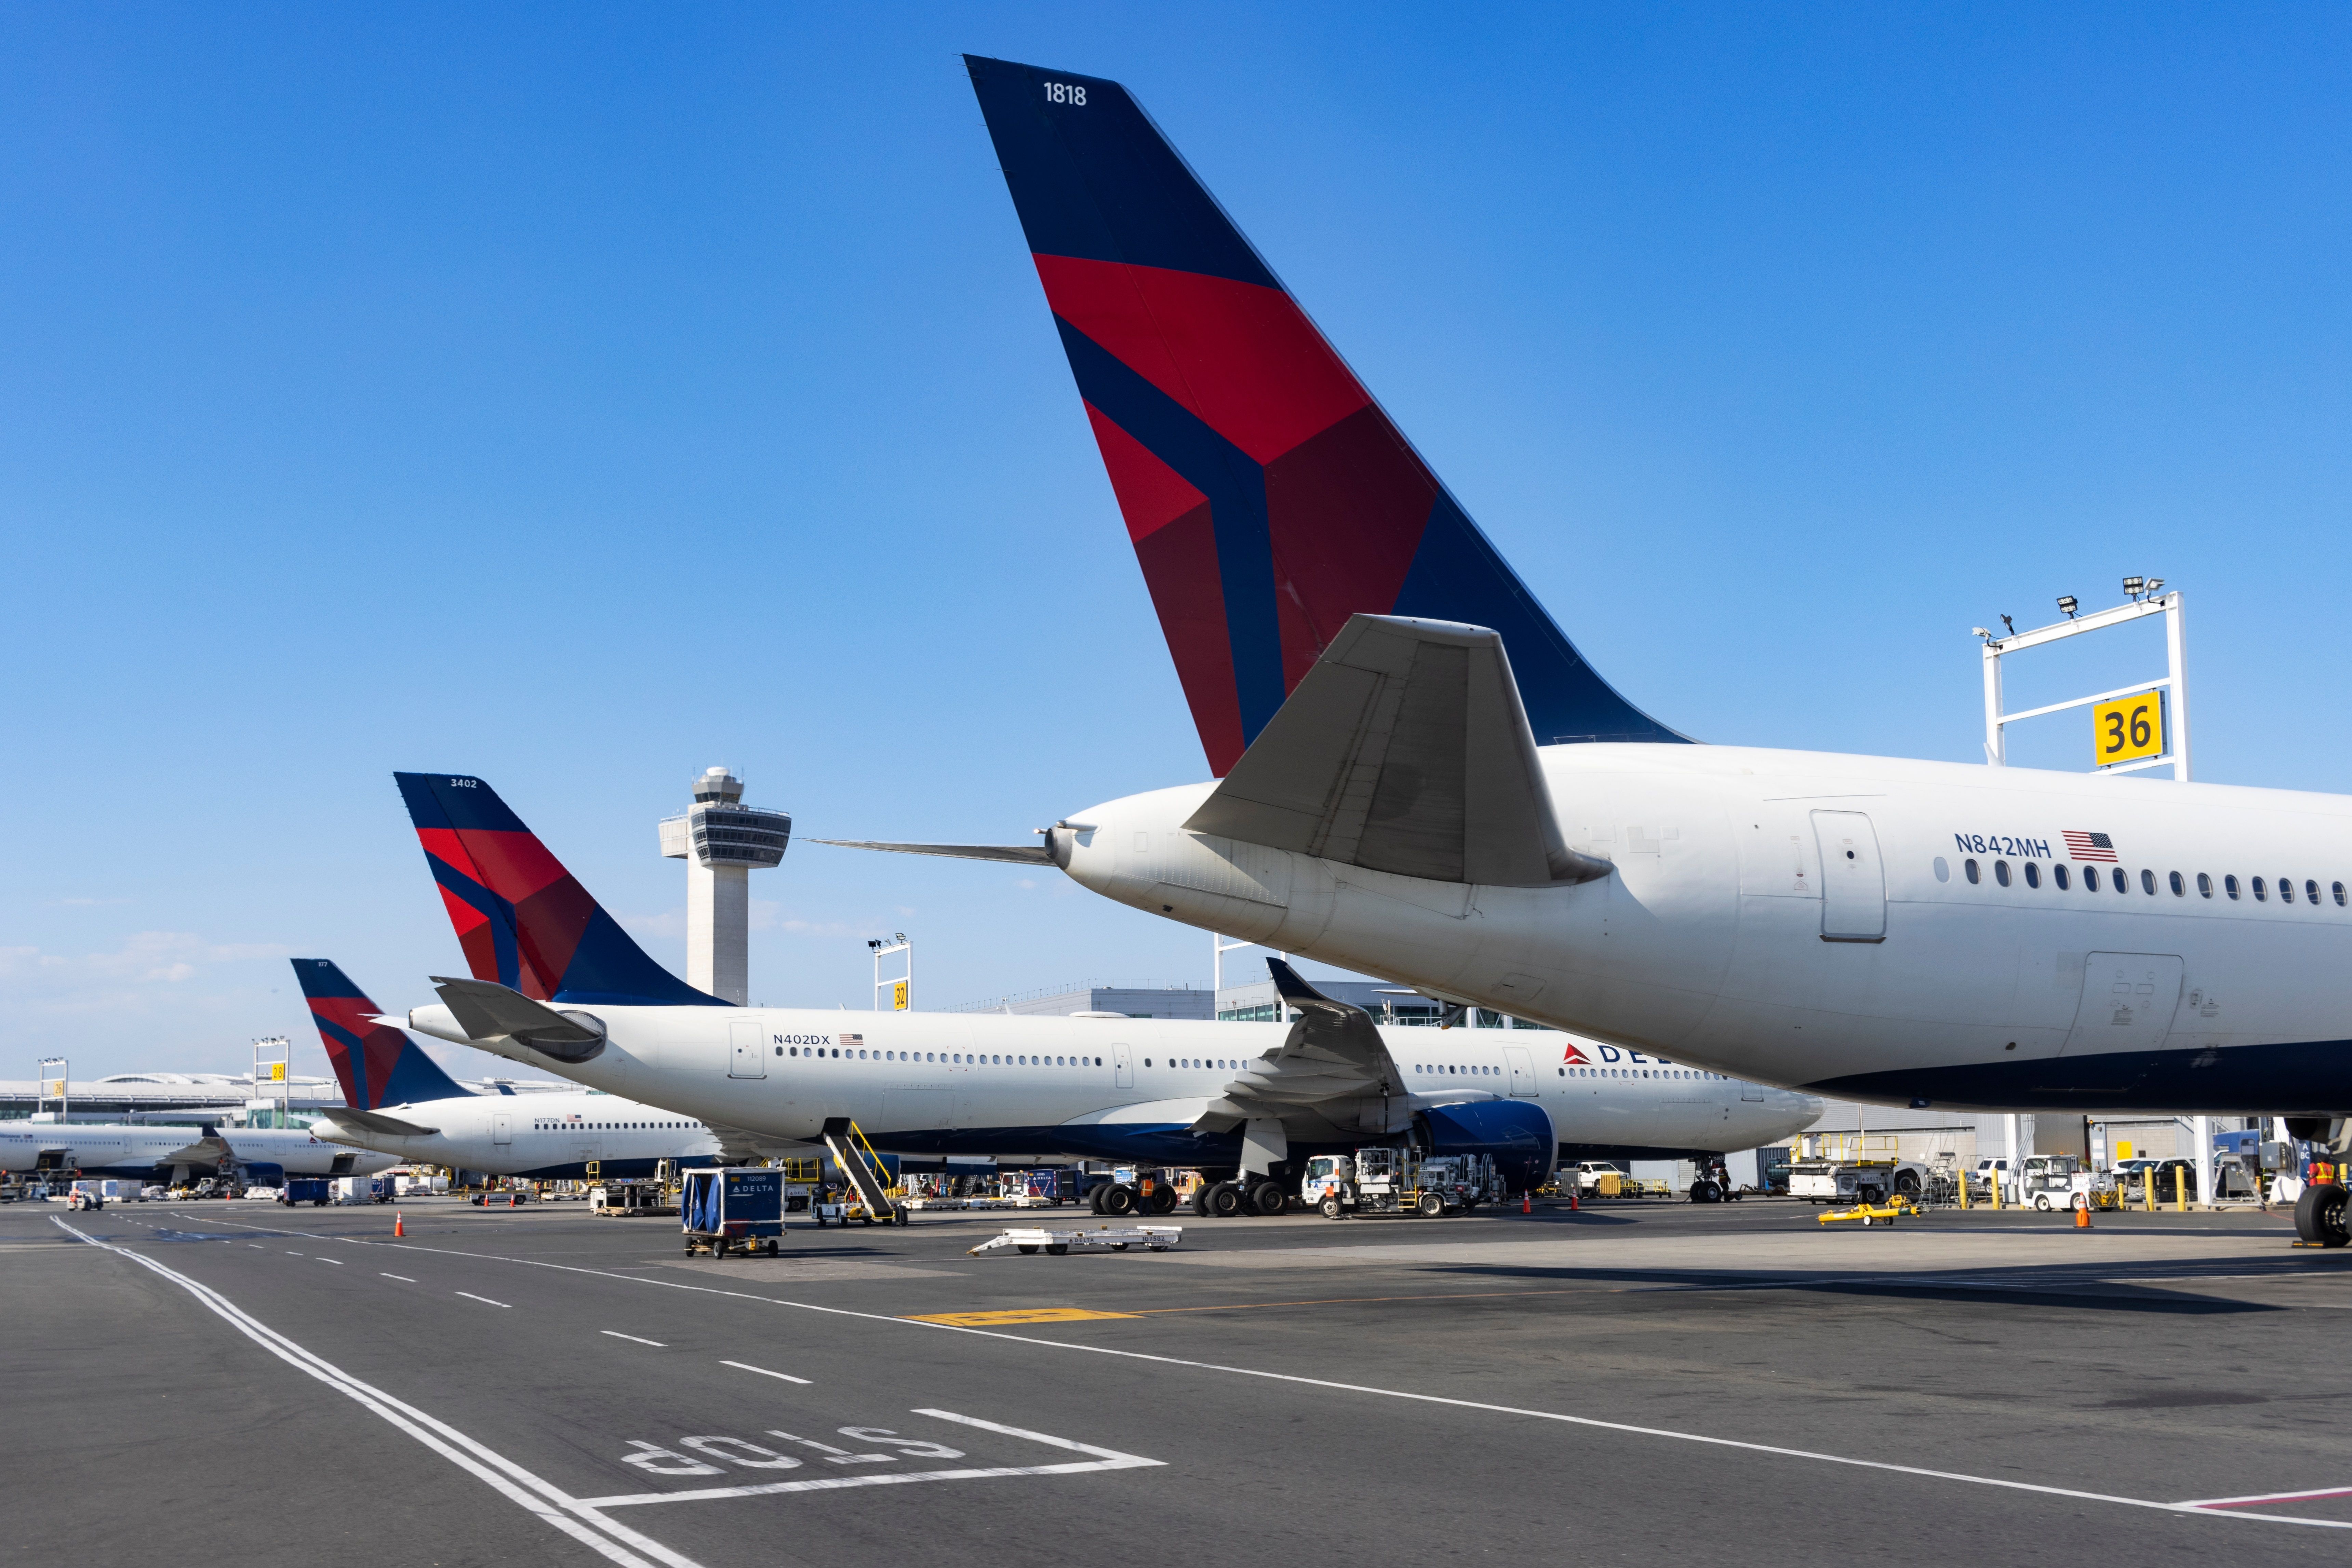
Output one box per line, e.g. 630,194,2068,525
968,1225,1184,1256
1818,1197,1921,1227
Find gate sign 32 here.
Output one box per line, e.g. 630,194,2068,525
2092,689,2166,767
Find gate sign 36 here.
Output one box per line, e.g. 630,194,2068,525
2092,689,2166,767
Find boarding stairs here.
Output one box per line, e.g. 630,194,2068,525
819,1118,906,1225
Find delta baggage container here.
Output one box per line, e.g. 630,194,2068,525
281,1177,332,1206
682,1168,783,1258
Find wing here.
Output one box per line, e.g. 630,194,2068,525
810,839,1054,866
1192,960,1413,1137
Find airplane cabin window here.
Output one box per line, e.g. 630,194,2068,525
2337,882,2348,908
1933,856,1950,882
2141,869,2157,895
2282,879,2297,904
2226,875,2241,900
2197,873,2213,898
2054,865,2071,890
2307,880,2321,906
2168,871,2184,896
1994,860,2011,887
2024,862,2040,889
2253,877,2268,901
2111,868,2128,894
1964,858,1980,884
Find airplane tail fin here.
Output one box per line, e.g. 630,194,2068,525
392,774,729,1008
291,958,468,1108
964,55,1686,775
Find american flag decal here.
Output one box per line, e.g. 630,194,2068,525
2062,830,2117,863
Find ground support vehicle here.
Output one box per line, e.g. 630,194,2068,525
1789,1158,1925,1206
592,1181,679,1218
66,1184,103,1211
1818,1197,1921,1226
967,1225,1183,1256
280,1178,332,1207
2017,1155,2117,1211
682,1167,783,1257
1302,1148,1496,1219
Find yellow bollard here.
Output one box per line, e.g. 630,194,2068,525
1990,1170,2002,1211
2144,1169,2155,1212
1959,1171,1971,1210
2174,1165,2188,1212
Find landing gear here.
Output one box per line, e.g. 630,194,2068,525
1688,1179,1722,1204
1143,1182,1179,1216
2296,1183,2350,1247
1249,1181,1287,1217
1099,1183,1138,1218
1206,1181,1244,1218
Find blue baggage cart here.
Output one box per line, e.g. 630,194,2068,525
682,1167,784,1257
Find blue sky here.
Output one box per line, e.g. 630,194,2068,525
7,4,2351,1081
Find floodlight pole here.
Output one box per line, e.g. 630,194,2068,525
1978,587,2207,1202
37,1057,67,1122
1980,591,2189,782
870,937,911,1012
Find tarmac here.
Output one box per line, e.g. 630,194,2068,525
11,1192,2352,1567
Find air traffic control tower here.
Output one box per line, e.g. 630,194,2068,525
657,767,791,1005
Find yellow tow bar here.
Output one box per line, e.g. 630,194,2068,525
1818,1197,1921,1226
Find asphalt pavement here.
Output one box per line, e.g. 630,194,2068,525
11,1193,2352,1567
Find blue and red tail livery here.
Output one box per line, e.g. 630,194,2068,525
965,56,1686,773
393,774,728,1008
292,958,468,1108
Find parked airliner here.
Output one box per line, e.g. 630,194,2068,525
0,1120,395,1184
383,774,1817,1205
832,58,2352,1243
294,958,731,1179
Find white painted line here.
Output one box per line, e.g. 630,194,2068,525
382,1274,418,1283
317,1257,345,1265
720,1360,811,1385
286,1250,304,1256
51,1217,700,1568
2182,1484,2352,1509
457,1292,512,1309
249,1244,264,1249
603,1332,666,1347
578,1409,1161,1508
170,1213,2352,1533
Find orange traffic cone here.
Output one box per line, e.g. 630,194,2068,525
2074,1203,2091,1230
394,1211,405,1238
1522,1193,1532,1214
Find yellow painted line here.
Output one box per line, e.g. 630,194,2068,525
905,1307,1138,1326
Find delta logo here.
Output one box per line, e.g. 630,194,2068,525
1561,1043,1594,1065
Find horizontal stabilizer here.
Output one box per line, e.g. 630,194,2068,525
429,976,607,1063
1190,960,1411,1139
811,839,1054,865
1184,614,1607,888
317,1107,441,1138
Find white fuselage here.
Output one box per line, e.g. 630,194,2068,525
401,1007,1818,1166
1044,744,2352,1112
310,1089,724,1178
0,1123,399,1181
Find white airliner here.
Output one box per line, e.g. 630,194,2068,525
293,958,728,1180
842,61,2351,1148
382,775,1819,1206
0,1120,396,1185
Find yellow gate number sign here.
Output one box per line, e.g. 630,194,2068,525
892,979,909,1012
2092,689,2165,767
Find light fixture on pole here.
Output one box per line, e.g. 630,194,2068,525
869,933,911,1013
2056,595,2078,618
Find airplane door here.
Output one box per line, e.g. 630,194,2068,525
2063,953,2184,1057
1811,811,1886,942
1113,1043,1133,1089
492,1113,512,1145
1504,1046,1537,1097
730,1021,767,1079
1740,1078,1766,1101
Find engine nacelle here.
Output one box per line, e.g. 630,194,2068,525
1417,1100,1558,1194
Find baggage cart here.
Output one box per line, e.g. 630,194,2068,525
682,1167,784,1257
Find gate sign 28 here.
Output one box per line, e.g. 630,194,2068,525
2092,689,2166,767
